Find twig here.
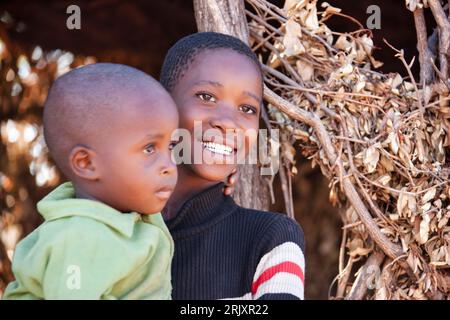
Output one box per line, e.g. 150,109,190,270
346,250,385,300
336,256,354,298
383,39,425,124
338,226,348,275
278,135,295,219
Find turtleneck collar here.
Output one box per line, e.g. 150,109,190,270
165,182,237,236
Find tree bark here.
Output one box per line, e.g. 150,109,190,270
428,0,450,80
413,8,434,84
193,0,270,210
193,0,249,41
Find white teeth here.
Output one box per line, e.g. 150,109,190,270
202,141,233,156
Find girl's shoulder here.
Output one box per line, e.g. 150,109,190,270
232,205,305,252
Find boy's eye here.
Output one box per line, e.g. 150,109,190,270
143,144,155,155
239,105,257,114
196,92,216,103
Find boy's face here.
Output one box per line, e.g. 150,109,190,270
171,48,262,182
90,89,179,215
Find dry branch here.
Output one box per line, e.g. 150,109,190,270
346,250,385,300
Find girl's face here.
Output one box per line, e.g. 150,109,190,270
171,48,262,182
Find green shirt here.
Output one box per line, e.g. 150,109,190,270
3,182,174,300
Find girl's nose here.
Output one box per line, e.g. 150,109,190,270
209,107,238,133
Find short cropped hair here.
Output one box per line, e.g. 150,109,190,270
160,32,261,91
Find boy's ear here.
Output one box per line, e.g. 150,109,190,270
69,145,100,181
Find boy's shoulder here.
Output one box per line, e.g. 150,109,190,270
26,210,170,257
35,182,149,239
41,214,116,237
18,214,121,254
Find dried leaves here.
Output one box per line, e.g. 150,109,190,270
247,0,449,299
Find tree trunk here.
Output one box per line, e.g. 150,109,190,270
192,0,270,211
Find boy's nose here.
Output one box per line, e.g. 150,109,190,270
160,166,175,177
160,155,176,176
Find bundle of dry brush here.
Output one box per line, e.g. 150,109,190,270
246,0,450,299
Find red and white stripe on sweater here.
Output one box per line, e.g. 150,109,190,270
224,242,305,300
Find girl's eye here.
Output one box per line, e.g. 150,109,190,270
239,105,257,114
143,144,155,155
196,92,216,103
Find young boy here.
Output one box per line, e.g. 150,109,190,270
3,63,179,299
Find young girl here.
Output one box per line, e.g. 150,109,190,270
160,32,306,300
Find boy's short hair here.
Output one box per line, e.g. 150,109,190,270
43,63,161,178
160,32,261,91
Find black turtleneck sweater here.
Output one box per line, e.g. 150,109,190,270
166,182,305,300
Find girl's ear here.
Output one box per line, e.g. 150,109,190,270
69,145,100,181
